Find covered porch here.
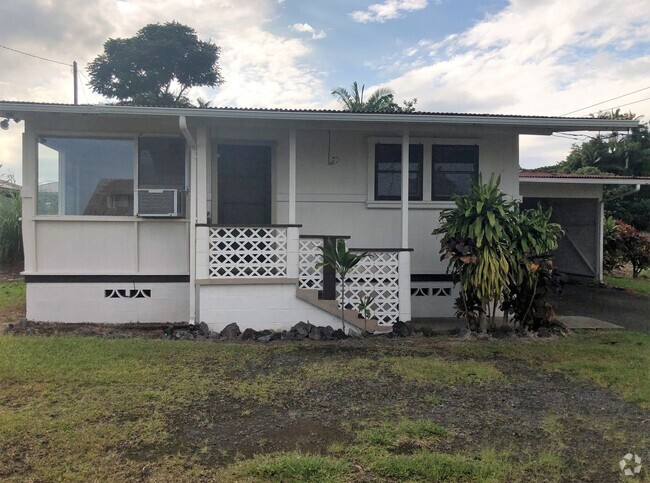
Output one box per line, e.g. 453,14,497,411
182,119,415,331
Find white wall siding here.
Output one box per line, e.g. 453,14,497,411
27,283,189,323
199,283,341,332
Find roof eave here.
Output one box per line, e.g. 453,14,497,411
519,177,650,185
0,102,640,132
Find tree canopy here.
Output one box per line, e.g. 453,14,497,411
533,112,650,229
88,22,223,107
331,82,417,113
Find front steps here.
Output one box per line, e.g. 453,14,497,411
296,288,392,334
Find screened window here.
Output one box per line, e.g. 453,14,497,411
37,137,135,216
431,144,478,200
138,137,186,189
375,143,423,201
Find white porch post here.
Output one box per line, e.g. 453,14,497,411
180,116,197,324
289,128,297,224
399,128,412,322
287,128,299,278
22,128,37,273
195,125,210,281
597,199,604,284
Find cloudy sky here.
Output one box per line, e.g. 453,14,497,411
1,0,649,183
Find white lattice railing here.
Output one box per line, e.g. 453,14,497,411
208,226,288,278
299,238,324,289
337,251,400,326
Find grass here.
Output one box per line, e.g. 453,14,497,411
385,355,503,384
451,330,650,408
229,453,349,482
606,275,650,295
0,280,25,315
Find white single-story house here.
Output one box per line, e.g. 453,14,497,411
0,101,647,333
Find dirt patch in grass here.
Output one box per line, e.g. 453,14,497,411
0,334,648,481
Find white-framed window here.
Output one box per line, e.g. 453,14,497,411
368,137,480,204
374,143,423,201
37,135,187,217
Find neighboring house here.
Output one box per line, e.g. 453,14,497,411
0,179,20,197
0,101,647,333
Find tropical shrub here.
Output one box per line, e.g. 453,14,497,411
606,219,650,278
0,192,23,267
316,239,370,331
434,176,564,332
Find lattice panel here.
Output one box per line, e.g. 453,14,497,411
209,227,288,278
299,238,324,289
336,251,400,325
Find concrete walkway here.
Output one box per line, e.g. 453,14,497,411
550,283,650,334
412,282,649,334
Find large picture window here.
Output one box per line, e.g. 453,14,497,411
374,143,423,201
431,144,479,200
37,137,135,216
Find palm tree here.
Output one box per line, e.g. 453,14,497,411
331,82,397,112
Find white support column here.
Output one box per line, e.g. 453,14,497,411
399,128,412,321
597,199,604,284
401,128,409,248
398,251,411,322
22,128,37,273
180,116,197,324
196,125,209,224
289,128,297,224
286,226,300,279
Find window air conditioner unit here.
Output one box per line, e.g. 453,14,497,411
137,189,185,217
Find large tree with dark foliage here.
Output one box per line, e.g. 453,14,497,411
88,22,223,107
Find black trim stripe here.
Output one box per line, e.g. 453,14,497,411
411,274,453,282
25,275,189,283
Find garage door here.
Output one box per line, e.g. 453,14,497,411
522,198,599,280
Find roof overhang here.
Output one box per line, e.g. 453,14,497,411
519,176,650,185
0,101,640,134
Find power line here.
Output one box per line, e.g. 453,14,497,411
561,85,650,116
0,43,71,66
595,96,650,114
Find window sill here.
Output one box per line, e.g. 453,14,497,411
366,200,456,210
32,216,190,222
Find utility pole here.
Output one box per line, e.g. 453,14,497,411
73,61,78,105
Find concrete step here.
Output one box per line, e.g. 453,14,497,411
295,288,392,334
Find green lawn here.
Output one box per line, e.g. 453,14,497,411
606,275,650,296
0,332,648,482
0,280,25,315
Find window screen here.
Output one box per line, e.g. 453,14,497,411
138,137,186,189
431,144,478,200
375,143,423,201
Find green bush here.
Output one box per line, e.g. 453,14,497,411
0,192,23,267
434,176,564,332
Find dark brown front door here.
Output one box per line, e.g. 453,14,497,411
217,144,272,224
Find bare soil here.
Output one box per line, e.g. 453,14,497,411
3,322,648,481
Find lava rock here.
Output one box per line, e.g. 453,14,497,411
241,328,259,341
332,328,347,340
208,330,220,339
308,326,323,340
537,327,552,338
292,321,312,337
220,323,241,339
321,325,335,340
391,321,414,338
257,334,273,343
197,321,210,337
163,326,175,338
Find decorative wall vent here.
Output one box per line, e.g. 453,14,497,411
411,287,452,297
104,289,152,299
299,238,324,289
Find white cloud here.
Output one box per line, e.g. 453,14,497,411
0,0,326,182
291,22,327,40
379,0,650,167
350,0,427,23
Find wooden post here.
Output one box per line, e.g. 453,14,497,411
73,61,78,105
